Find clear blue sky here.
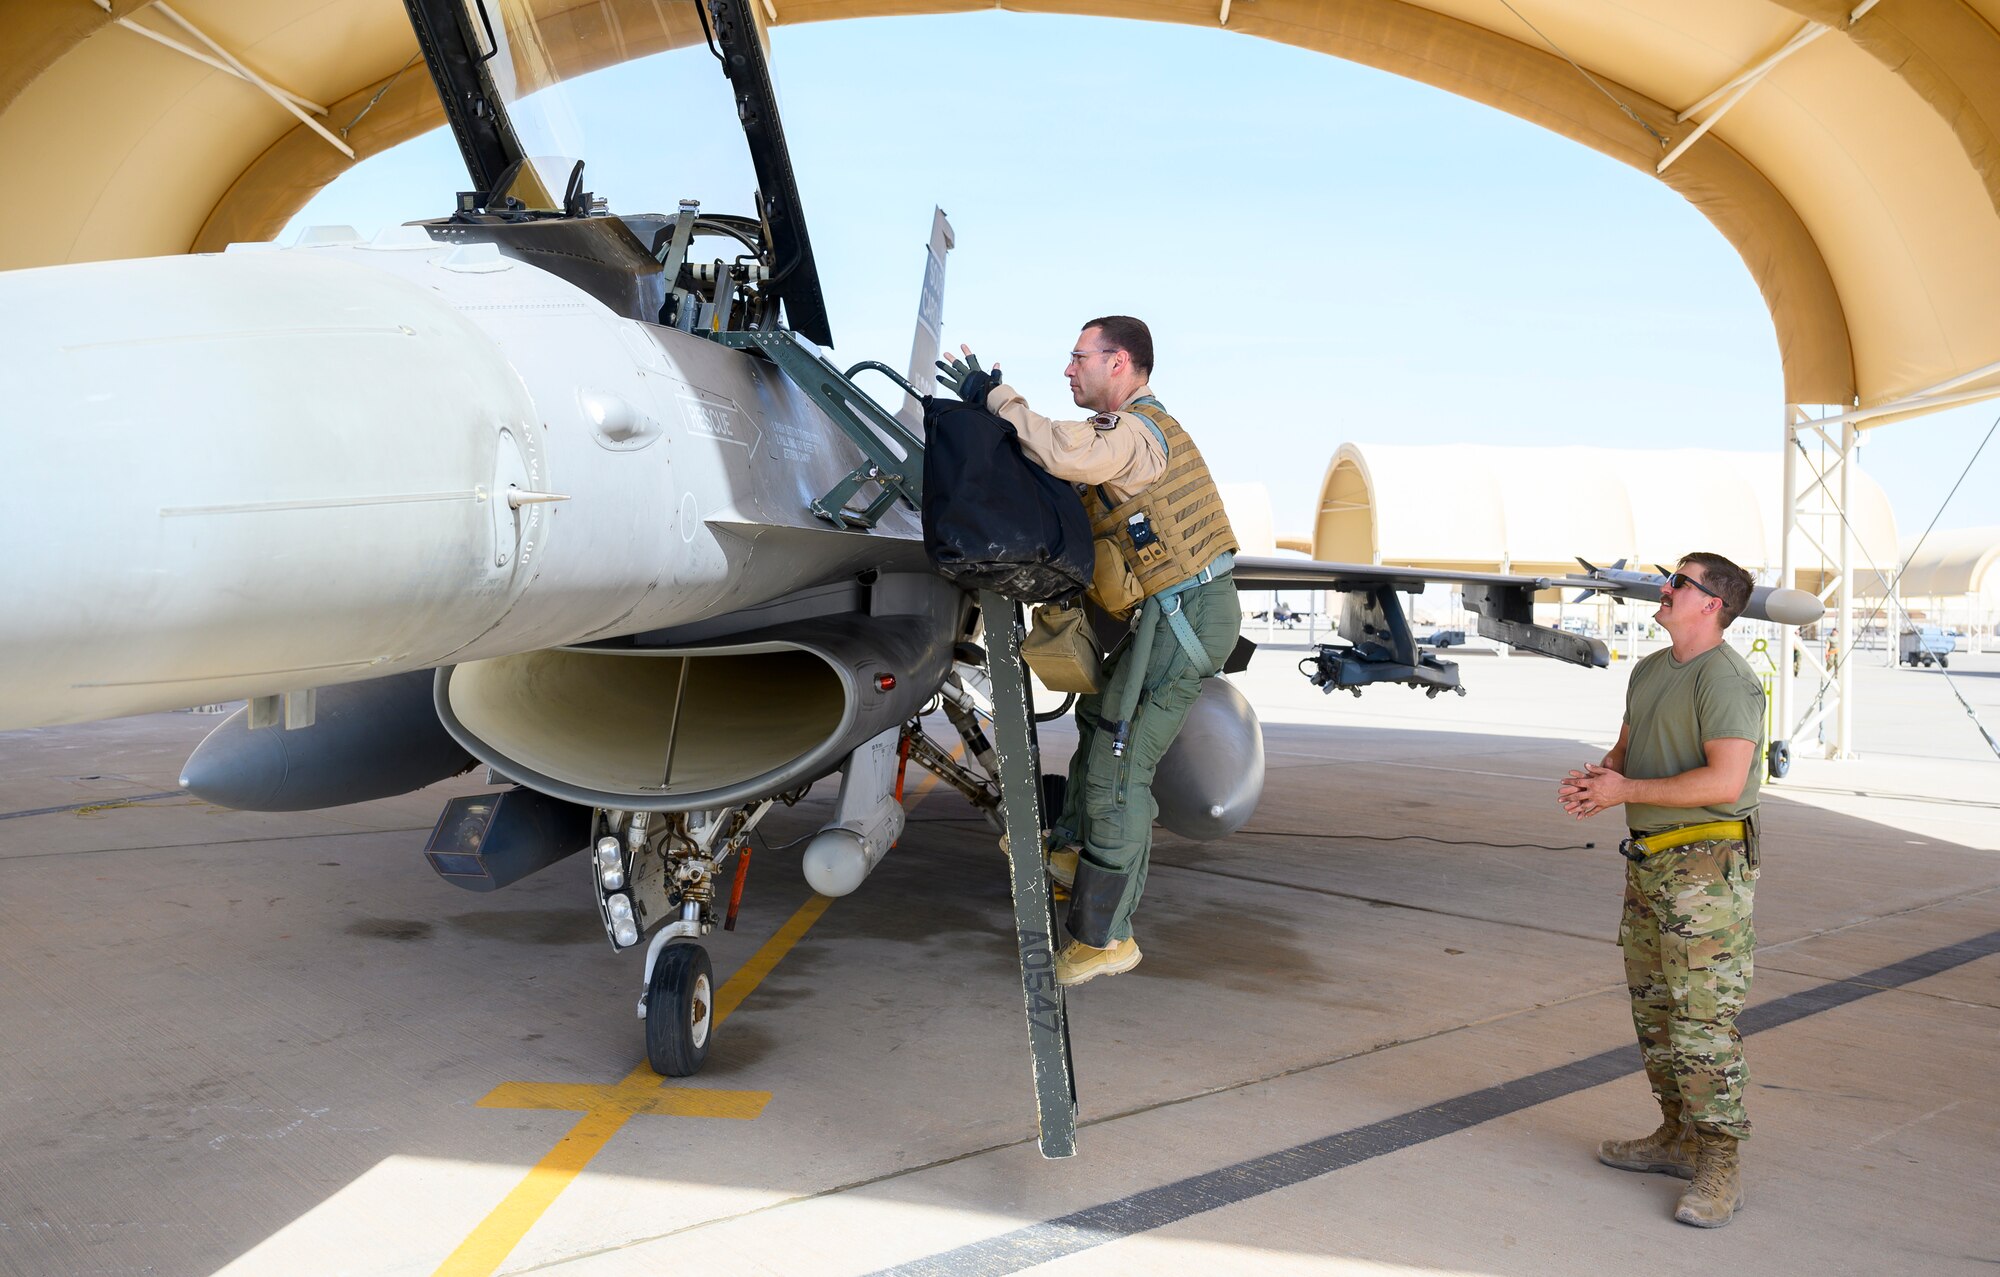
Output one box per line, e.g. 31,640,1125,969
288,12,2000,546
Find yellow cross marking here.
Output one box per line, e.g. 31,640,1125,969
477,1077,772,1122
434,895,828,1276
435,761,957,1277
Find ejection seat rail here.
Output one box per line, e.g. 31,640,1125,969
709,329,925,530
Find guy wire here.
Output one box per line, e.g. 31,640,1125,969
1491,0,1669,148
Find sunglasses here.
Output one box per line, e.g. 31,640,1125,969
1664,571,1722,601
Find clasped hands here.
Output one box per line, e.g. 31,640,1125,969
1557,762,1630,820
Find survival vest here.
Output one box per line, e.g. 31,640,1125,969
1082,398,1239,607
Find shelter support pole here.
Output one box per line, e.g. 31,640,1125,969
1836,421,1858,758
1776,405,1798,769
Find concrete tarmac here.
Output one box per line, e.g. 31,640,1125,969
2,640,1996,1276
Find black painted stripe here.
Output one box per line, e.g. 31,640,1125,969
0,790,183,822
875,928,2000,1277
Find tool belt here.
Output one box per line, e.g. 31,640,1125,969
1619,820,1748,863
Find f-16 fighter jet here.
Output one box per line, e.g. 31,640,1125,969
0,0,1820,1085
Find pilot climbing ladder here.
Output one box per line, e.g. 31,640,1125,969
723,326,1078,1156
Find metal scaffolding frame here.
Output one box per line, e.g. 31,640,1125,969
1657,0,1881,177
98,0,355,159
1777,369,2000,763
1777,405,1857,759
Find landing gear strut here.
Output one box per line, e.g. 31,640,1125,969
592,802,772,1076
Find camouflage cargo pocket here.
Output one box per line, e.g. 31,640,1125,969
1683,917,1753,1023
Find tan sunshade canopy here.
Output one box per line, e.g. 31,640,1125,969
8,0,2000,415
1895,525,2000,598
1315,441,1901,594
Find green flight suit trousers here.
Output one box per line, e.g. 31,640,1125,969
1054,576,1240,947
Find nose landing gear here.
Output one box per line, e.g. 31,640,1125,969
594,802,772,1077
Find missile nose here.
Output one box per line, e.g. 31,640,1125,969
1764,588,1827,627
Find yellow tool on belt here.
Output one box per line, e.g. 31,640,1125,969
1619,820,1748,862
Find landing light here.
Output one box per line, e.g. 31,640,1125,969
606,892,638,947
595,837,624,890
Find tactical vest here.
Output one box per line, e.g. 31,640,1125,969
1082,398,1239,600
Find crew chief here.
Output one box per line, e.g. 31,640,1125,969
938,316,1239,987
1558,552,1764,1228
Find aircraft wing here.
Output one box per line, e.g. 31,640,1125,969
1233,556,1574,596
1225,554,1825,691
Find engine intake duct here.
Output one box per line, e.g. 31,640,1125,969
434,613,951,812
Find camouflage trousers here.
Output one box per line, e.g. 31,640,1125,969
1619,836,1758,1139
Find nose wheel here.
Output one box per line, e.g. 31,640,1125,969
646,943,714,1077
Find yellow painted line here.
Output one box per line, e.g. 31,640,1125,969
432,1107,630,1277
477,1081,770,1120
434,891,832,1277
710,894,832,1025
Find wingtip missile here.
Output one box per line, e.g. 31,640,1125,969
1760,587,1826,627
1571,566,1825,628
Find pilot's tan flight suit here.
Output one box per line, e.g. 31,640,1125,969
985,382,1168,502
981,380,1240,953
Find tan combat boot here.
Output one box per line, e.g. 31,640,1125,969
1674,1129,1744,1228
1046,848,1080,887
1054,937,1141,986
1597,1102,1697,1179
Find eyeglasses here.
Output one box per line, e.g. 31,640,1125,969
1066,348,1116,366
1664,571,1722,601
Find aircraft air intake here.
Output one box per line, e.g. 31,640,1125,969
434,614,955,812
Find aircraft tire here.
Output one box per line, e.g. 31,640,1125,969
1766,739,1792,780
647,943,714,1077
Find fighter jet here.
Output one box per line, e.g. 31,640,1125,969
0,0,1821,1079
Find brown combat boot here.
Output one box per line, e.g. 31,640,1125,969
1675,1129,1744,1228
1597,1103,1696,1179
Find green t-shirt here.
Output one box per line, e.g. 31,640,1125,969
1621,641,1765,832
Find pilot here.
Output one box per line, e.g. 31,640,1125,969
937,316,1239,987
1556,553,1764,1228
